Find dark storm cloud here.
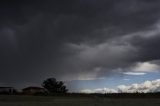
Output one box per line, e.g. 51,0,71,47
0,0,160,86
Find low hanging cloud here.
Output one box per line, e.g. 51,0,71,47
132,61,160,72
123,72,146,76
120,60,160,76
81,79,160,93
80,88,118,94
59,41,137,80
118,79,160,93
59,20,160,80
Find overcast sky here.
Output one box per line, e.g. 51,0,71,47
0,0,160,92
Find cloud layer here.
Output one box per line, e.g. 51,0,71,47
0,0,160,87
81,79,160,93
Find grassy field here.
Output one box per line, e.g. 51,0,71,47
0,95,160,106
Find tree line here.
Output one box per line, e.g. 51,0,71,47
42,77,68,94
0,77,68,95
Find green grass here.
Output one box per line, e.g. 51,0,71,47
0,95,160,106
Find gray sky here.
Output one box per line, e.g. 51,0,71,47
0,0,160,90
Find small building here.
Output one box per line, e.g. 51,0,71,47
22,86,45,94
0,87,15,94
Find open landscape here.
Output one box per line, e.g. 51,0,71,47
1,1,160,106
0,95,160,106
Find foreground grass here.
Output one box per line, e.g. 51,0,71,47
0,95,160,106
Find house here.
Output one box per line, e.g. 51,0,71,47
22,86,45,94
0,87,15,94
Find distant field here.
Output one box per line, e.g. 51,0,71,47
0,95,160,106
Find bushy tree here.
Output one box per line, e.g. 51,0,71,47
42,78,68,94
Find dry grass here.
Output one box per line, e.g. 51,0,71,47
0,95,160,106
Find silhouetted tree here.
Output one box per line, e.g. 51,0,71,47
42,78,68,94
